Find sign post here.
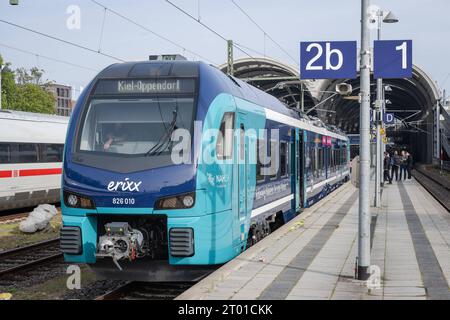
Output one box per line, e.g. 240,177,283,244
299,15,412,281
357,0,371,281
373,39,412,205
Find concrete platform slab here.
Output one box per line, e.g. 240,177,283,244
177,179,450,300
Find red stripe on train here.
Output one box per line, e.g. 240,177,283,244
18,168,62,177
0,170,13,178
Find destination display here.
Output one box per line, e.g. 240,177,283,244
93,78,196,95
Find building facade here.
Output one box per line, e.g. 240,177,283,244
46,84,73,116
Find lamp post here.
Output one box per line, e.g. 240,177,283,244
358,0,371,280
374,9,399,207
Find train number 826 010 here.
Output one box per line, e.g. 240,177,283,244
112,197,135,205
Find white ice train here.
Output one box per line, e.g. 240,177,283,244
0,110,69,211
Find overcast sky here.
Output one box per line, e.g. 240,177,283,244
1,0,449,99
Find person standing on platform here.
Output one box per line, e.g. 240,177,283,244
406,151,413,179
391,150,400,181
399,150,407,181
384,151,392,184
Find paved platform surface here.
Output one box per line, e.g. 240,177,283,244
178,179,450,300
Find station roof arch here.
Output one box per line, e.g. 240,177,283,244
304,64,441,162
219,58,440,162
218,57,317,112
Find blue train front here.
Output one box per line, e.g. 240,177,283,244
60,60,350,281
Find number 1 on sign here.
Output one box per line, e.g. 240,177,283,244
396,41,407,70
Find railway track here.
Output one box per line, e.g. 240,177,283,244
0,238,62,277
0,212,29,224
95,281,194,300
412,167,450,212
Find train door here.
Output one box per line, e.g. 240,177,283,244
298,130,305,208
292,129,299,211
325,144,329,180
237,112,248,245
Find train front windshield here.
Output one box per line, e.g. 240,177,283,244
79,97,194,157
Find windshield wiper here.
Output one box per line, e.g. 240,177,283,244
145,109,178,157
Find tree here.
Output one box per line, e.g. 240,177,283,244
1,55,17,109
30,67,44,85
0,54,55,114
15,67,46,85
13,83,55,114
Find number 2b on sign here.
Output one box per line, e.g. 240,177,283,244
300,41,357,79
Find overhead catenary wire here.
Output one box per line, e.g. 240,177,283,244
232,41,266,58
90,0,218,65
0,19,126,62
0,42,99,72
230,0,298,66
164,0,259,61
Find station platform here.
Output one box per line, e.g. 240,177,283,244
178,179,450,300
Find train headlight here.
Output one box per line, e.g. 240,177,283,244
64,191,95,209
155,192,195,210
182,195,194,207
67,194,78,207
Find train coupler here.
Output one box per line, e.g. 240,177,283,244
96,222,148,271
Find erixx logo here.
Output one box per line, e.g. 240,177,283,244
107,178,142,192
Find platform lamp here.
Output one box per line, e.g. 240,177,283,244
374,9,399,208
9,0,19,5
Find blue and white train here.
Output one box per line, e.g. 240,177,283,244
60,60,349,281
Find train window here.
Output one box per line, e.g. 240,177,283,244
216,112,234,160
17,144,38,163
269,140,278,179
331,149,335,170
0,143,11,163
320,149,324,175
42,144,64,162
256,139,265,183
79,97,195,157
318,148,323,176
307,147,312,176
280,141,288,177
343,146,347,164
314,147,319,178
322,149,325,169
327,148,331,169
239,123,245,161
